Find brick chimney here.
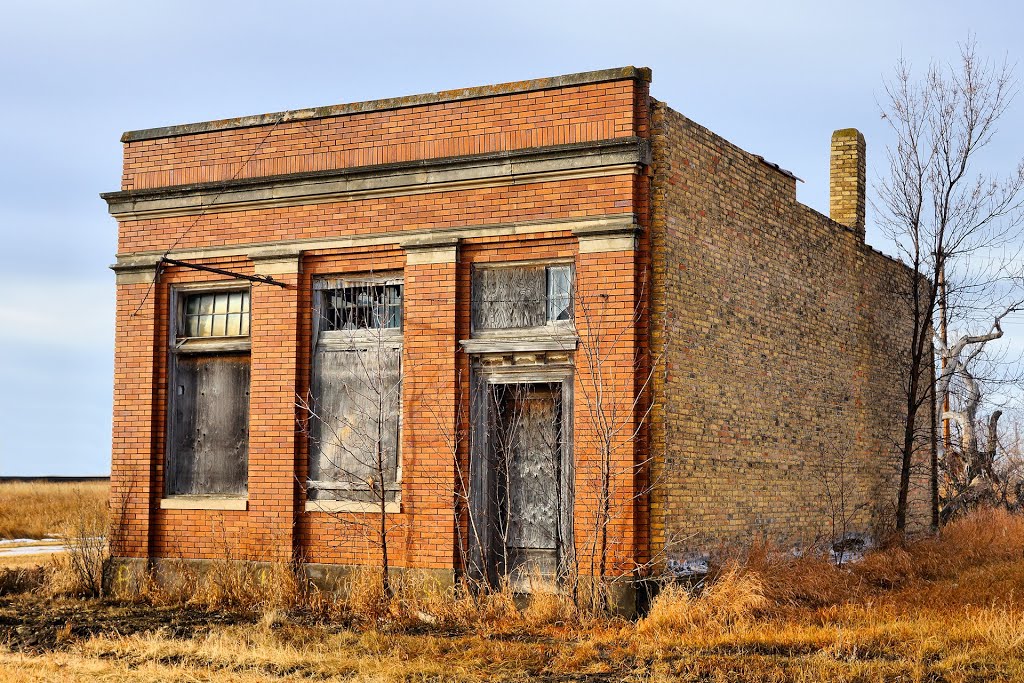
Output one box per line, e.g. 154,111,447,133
829,128,866,236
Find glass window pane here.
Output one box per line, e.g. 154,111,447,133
547,266,572,322
180,291,250,339
317,281,403,332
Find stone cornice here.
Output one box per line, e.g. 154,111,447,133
121,67,652,143
101,138,650,221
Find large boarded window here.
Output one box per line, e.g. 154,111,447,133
471,264,573,332
167,288,251,497
308,277,403,505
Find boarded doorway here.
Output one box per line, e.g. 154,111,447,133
470,372,573,590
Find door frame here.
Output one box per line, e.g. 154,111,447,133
468,360,574,587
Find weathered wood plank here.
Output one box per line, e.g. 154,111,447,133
169,353,249,496
310,345,401,502
472,266,546,331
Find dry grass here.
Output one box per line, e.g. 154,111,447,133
0,553,59,570
0,481,108,540
3,508,1024,681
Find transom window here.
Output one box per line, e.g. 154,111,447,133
318,280,402,332
472,263,574,332
181,291,250,339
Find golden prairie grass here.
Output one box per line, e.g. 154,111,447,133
0,480,108,540
3,508,1024,681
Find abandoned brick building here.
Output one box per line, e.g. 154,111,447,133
103,67,927,599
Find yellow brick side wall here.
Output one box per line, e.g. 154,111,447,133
648,103,930,558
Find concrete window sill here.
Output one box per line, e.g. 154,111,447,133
159,497,248,511
305,500,400,514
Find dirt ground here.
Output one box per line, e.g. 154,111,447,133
0,594,254,654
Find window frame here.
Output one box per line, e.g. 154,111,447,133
306,274,405,512
164,280,253,504
313,274,405,348
172,280,253,355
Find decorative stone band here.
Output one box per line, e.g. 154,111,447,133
102,138,650,221
111,213,640,285
250,248,302,277
572,220,639,253
400,235,460,266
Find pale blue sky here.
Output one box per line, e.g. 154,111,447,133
1,1,1021,475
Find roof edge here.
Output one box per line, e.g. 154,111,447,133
121,66,653,143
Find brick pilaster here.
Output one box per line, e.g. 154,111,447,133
400,238,459,569
247,257,301,561
109,275,161,558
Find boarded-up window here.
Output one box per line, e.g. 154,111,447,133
308,277,403,503
167,288,251,497
472,264,573,332
169,354,249,495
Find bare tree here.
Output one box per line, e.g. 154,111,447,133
813,443,871,567
875,37,1024,533
938,326,1024,519
568,281,667,612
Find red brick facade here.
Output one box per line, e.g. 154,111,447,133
105,67,927,589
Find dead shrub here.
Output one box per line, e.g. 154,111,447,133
744,544,857,608
44,490,109,597
0,565,46,596
851,507,1024,589
113,557,305,616
640,564,767,635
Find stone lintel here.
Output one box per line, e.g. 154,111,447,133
112,214,638,272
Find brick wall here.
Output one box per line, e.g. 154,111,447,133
647,103,930,558
109,72,651,572
110,68,925,579
120,81,639,191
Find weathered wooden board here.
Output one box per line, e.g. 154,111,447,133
472,266,547,330
487,383,562,581
507,386,561,551
169,353,249,496
310,345,401,502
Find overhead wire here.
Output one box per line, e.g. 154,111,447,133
129,112,296,317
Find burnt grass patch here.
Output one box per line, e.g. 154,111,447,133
0,595,255,653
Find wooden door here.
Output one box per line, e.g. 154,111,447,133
489,383,562,589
